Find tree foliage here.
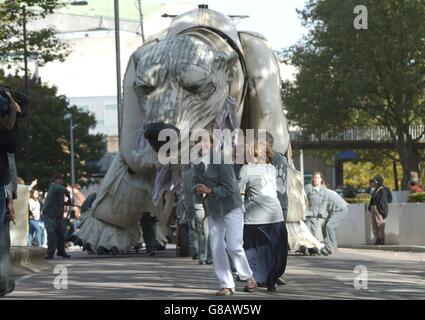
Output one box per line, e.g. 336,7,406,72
0,0,70,67
1,70,105,190
343,156,403,190
282,0,425,188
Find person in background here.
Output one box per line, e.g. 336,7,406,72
71,184,86,226
140,212,158,256
2,154,17,295
182,167,199,260
64,184,86,246
409,179,424,193
5,154,17,214
368,175,388,245
320,189,349,255
368,176,394,204
1,156,17,297
239,142,288,292
175,192,189,256
65,184,86,247
37,191,47,248
266,132,289,286
304,171,328,254
0,90,20,297
183,165,212,265
25,179,37,192
266,132,289,222
28,190,43,247
42,174,71,259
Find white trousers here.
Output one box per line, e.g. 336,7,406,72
208,207,253,289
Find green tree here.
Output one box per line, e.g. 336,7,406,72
343,158,403,190
1,70,105,190
0,0,70,66
282,0,425,189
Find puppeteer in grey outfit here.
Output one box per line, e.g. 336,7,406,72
321,189,348,255
304,183,328,238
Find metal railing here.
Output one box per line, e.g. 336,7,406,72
290,125,425,143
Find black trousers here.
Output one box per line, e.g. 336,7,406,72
140,217,157,253
243,222,288,287
43,216,66,256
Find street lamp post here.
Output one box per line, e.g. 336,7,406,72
22,5,32,181
20,1,87,182
136,0,145,43
64,113,76,186
114,0,122,142
300,149,304,178
22,6,29,95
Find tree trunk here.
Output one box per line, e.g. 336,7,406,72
395,141,420,190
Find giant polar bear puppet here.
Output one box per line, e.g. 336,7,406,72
77,7,309,253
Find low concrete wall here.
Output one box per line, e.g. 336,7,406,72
10,247,51,276
391,191,410,203
336,203,367,245
398,203,425,246
337,203,425,246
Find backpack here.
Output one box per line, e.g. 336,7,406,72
385,187,393,203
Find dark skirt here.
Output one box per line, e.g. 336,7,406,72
243,222,288,287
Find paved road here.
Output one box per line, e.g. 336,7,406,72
5,247,425,300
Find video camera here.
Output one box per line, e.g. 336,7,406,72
0,86,29,118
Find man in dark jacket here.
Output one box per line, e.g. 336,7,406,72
368,175,388,245
43,174,71,259
0,91,20,298
0,152,17,298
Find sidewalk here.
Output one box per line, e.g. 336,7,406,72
5,247,425,299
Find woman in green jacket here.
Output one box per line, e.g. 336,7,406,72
304,171,328,254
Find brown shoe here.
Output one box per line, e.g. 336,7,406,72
244,277,257,292
215,288,234,296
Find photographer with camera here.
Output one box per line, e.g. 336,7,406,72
0,89,20,298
